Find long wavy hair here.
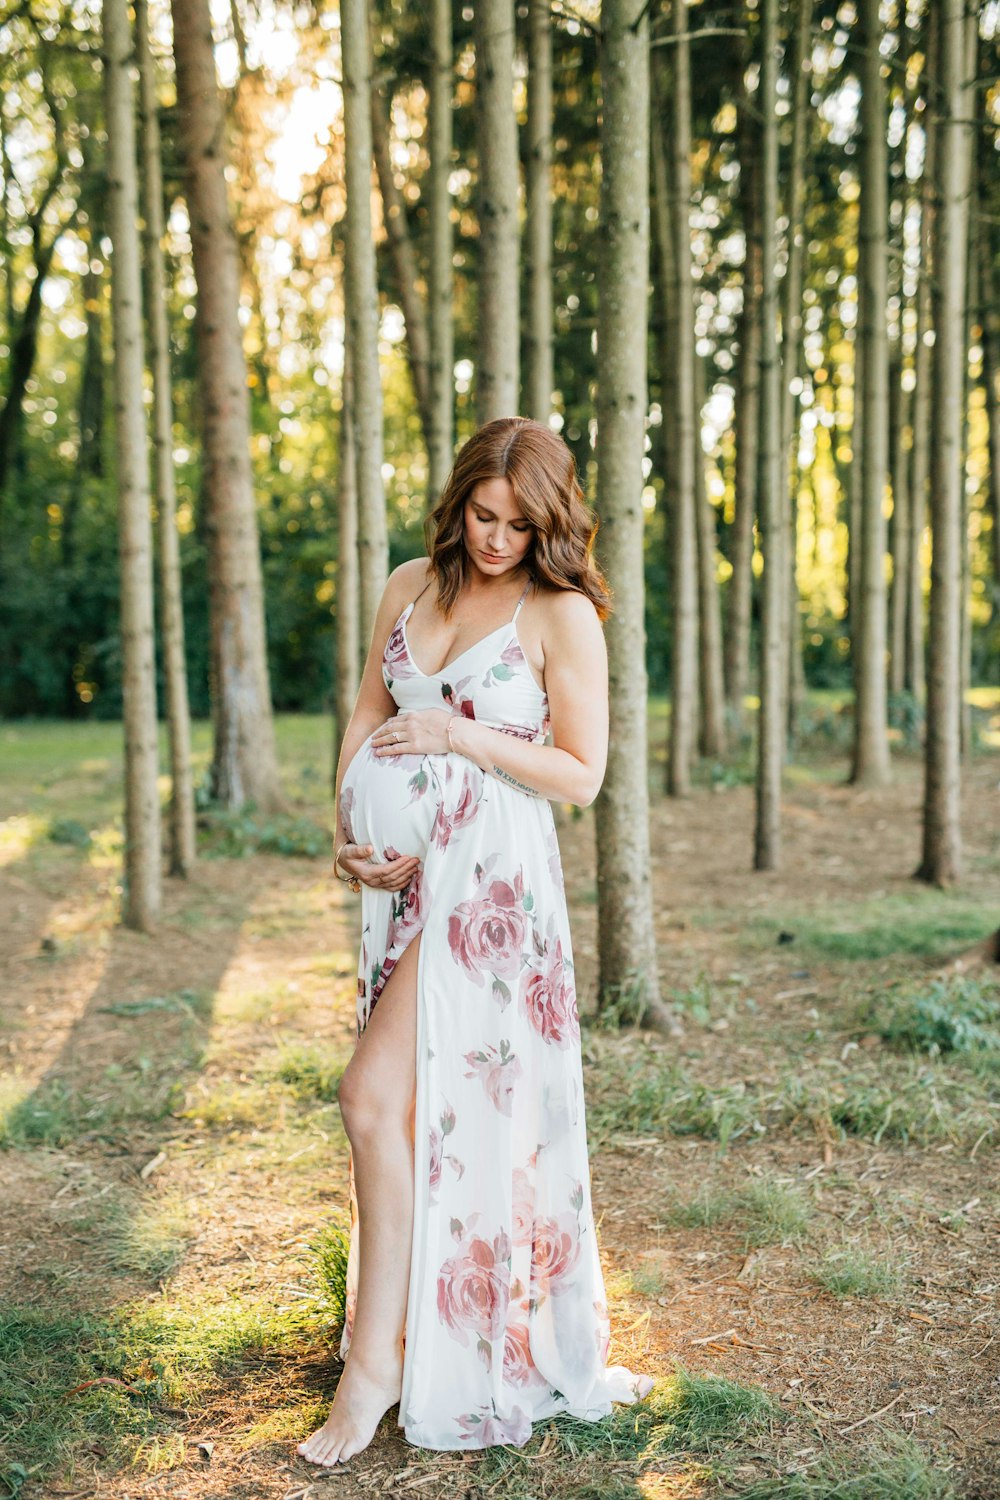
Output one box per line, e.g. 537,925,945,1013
423,417,613,620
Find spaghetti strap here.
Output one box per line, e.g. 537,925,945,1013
512,577,532,620
408,577,434,612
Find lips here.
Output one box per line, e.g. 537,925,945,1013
481,551,506,562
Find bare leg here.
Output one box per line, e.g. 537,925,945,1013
297,934,420,1468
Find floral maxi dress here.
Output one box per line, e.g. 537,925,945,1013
337,577,650,1451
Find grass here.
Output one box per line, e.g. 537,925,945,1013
0,1064,189,1150
658,1181,812,1247
725,891,1000,963
273,1043,347,1103
863,976,1000,1060
811,1247,907,1299
736,1431,958,1498
0,1290,337,1491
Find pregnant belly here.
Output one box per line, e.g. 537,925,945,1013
339,734,444,863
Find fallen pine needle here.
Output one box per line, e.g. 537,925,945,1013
836,1391,904,1435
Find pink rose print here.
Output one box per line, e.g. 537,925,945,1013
455,1402,532,1448
529,1211,581,1299
503,1316,546,1388
519,922,580,1048
431,765,483,851
436,1213,512,1358
447,856,528,992
429,1103,463,1204
463,1039,522,1116
385,867,426,955
480,638,522,688
339,783,356,842
382,614,418,688
441,677,477,719
511,1164,535,1248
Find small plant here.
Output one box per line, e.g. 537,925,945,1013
308,1220,351,1329
738,1430,956,1498
812,1247,906,1299
273,1044,346,1104
868,977,1000,1059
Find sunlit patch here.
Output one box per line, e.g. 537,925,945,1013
0,815,46,865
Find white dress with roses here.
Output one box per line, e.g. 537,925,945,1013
337,577,650,1451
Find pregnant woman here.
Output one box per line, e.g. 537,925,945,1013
297,416,654,1468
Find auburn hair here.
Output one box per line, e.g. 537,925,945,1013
422,417,612,620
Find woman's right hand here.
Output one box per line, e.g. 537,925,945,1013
337,843,421,891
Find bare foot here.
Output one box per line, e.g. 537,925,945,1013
297,1348,403,1468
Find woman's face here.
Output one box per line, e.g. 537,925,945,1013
463,478,535,579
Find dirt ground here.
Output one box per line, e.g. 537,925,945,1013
1,731,998,1499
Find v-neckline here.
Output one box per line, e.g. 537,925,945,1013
400,606,516,680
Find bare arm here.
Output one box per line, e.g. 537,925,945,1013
447,590,609,807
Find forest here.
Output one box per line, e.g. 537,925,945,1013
1,0,999,1496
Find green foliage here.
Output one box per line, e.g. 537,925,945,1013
196,804,330,859
865,977,1000,1059
273,1043,346,1103
658,1181,812,1247
308,1220,351,1330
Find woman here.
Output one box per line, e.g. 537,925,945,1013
298,417,654,1469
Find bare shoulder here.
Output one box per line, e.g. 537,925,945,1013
536,584,603,640
383,556,434,613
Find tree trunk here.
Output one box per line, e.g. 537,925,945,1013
371,79,433,447
907,5,939,705
428,0,455,509
753,0,785,872
138,0,196,878
780,0,812,743
694,352,727,760
594,0,670,1031
170,0,283,812
341,0,389,644
888,349,912,697
724,64,761,728
335,310,360,780
979,185,1000,599
917,0,973,887
525,0,553,422
851,0,891,786
104,0,162,929
661,9,698,797
474,0,519,422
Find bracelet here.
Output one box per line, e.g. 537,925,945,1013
446,713,458,752
333,840,361,893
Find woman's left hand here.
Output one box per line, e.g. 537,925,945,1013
372,708,454,757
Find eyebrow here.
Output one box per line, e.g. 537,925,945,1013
472,504,530,522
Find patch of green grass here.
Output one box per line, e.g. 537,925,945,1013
177,1080,280,1130
196,805,330,860
737,1431,957,1498
105,1192,196,1281
660,1181,811,1247
811,1247,906,1299
0,1063,189,1150
737,892,999,963
273,1043,347,1103
0,1290,335,1491
308,1218,350,1328
864,977,1000,1060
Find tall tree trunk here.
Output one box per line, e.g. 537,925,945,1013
917,0,973,887
694,352,727,760
888,350,912,697
335,311,360,780
724,63,761,728
371,80,433,446
428,0,455,509
662,5,697,796
138,0,196,878
341,0,389,643
851,0,891,786
907,5,939,705
525,0,553,422
104,0,162,930
171,0,284,812
474,0,519,422
753,0,785,872
979,189,1000,600
594,0,670,1031
780,0,812,742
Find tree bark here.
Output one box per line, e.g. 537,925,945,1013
341,0,389,644
661,5,697,797
724,63,761,728
138,0,196,878
979,184,1000,599
851,0,891,786
780,0,813,743
104,0,162,929
594,0,669,1030
171,0,283,812
888,349,912,697
753,0,786,872
428,0,455,509
525,0,553,422
371,79,433,447
917,0,973,887
335,309,360,781
474,0,520,422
